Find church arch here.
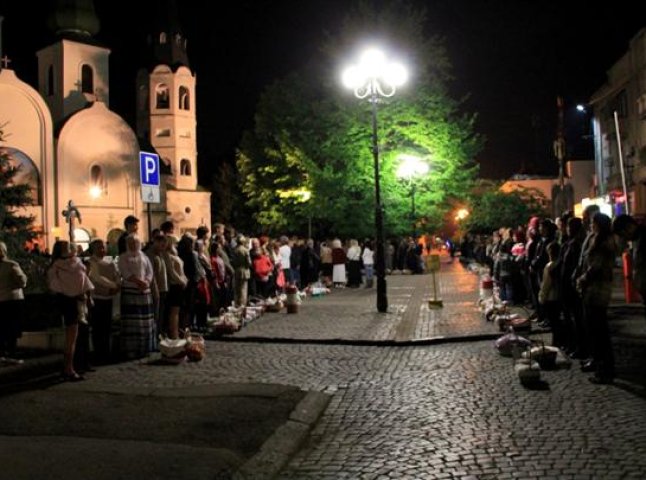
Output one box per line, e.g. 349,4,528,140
179,86,190,110
180,159,192,176
0,146,42,205
155,83,170,109
81,64,94,94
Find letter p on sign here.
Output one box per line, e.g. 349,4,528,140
139,152,160,187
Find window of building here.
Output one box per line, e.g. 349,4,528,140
179,86,190,110
160,32,167,44
81,64,94,94
74,228,91,253
180,159,192,176
47,65,54,96
90,164,107,196
155,83,170,109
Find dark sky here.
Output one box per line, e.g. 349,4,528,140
1,0,645,182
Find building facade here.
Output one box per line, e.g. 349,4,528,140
0,0,211,252
590,27,646,218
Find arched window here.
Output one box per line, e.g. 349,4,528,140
180,159,192,176
81,64,93,94
160,32,167,44
47,65,54,96
73,228,91,253
155,83,169,109
179,86,190,110
90,164,107,196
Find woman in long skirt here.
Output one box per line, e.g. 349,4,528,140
331,239,347,287
118,235,155,359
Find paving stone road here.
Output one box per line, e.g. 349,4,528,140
230,259,502,342
79,257,646,479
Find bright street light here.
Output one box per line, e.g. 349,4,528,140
455,208,469,221
342,47,408,313
396,154,429,238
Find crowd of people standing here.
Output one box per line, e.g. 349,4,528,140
462,205,643,385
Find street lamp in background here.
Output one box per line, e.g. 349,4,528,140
396,154,429,238
455,208,469,222
342,48,408,313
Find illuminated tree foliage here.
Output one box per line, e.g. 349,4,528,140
237,1,482,237
465,185,548,233
0,127,37,257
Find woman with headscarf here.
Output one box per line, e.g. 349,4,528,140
117,235,154,359
0,242,28,364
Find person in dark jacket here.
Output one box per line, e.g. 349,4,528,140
560,217,586,357
576,213,617,384
300,239,320,287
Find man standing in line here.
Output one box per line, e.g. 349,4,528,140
117,216,140,255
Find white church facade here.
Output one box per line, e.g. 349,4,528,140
0,1,211,253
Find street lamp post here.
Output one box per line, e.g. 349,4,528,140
397,154,429,238
343,49,407,313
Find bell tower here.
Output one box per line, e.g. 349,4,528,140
136,0,197,191
36,0,110,125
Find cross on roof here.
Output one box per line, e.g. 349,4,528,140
0,55,10,69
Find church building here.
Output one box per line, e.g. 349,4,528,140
0,0,211,253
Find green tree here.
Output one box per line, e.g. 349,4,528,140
0,126,37,258
465,186,548,233
237,0,482,237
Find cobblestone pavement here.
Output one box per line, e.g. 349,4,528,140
62,255,646,479
85,339,646,479
229,257,501,341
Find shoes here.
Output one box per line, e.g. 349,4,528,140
589,375,613,385
60,372,85,382
580,361,596,373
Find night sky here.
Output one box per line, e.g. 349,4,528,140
1,0,645,183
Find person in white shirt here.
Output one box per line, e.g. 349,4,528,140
362,240,375,288
346,239,362,288
88,239,120,364
278,236,292,285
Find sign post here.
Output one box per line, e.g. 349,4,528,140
139,151,161,240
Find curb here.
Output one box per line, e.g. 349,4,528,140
210,329,552,347
0,354,61,392
214,333,501,347
234,390,331,479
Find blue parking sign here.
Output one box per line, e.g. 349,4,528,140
139,152,160,187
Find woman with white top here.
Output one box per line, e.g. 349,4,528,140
362,240,375,288
117,235,154,359
346,239,362,288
